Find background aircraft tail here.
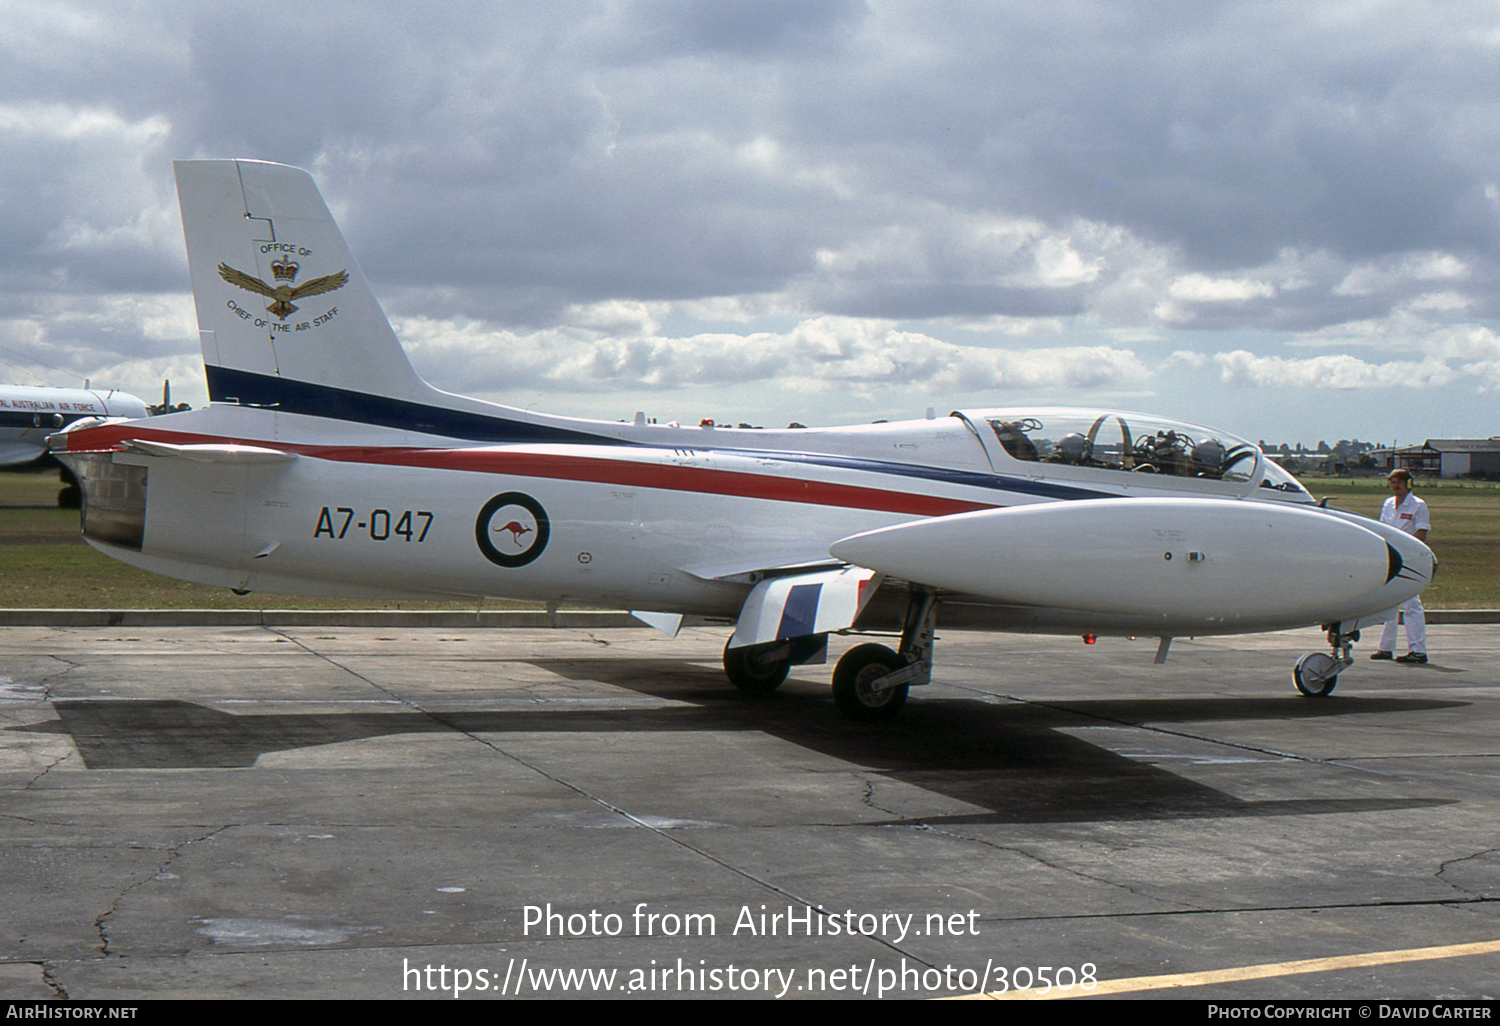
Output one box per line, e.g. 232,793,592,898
175,159,431,407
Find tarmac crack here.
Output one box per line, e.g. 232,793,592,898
40,961,68,1000
1436,849,1500,899
853,771,908,819
22,750,72,790
95,826,230,958
30,654,82,703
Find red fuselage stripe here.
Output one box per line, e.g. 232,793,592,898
63,425,996,517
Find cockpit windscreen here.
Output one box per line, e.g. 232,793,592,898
985,412,1262,483
1258,457,1313,499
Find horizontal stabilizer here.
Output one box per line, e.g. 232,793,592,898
728,566,882,649
120,440,296,464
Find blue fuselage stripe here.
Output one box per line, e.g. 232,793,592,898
205,365,620,447
203,365,1113,502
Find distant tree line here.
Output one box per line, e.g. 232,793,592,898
1257,439,1381,476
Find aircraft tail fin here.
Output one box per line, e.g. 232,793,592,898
174,159,431,407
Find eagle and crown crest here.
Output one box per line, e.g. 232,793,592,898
218,259,348,320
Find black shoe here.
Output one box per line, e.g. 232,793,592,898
1395,652,1428,664
1369,650,1393,660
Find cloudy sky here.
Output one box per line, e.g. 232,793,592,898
3,0,1499,445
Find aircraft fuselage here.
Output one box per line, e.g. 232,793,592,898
57,401,1430,639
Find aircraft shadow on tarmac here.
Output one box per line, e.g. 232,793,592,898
12,657,1461,825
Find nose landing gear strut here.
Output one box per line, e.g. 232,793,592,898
1293,625,1358,697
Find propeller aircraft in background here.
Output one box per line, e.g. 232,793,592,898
0,384,148,469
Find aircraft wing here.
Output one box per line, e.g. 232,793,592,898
678,555,845,582
0,443,45,467
727,565,884,650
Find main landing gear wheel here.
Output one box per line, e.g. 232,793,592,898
1293,652,1339,697
832,643,908,722
723,640,791,693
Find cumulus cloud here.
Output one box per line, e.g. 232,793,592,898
1420,323,1500,363
1333,251,1470,297
1163,349,1208,369
1168,275,1276,303
1189,309,1500,412
395,313,1149,404
1462,361,1500,392
1213,350,1458,390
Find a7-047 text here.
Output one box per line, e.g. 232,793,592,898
313,506,433,542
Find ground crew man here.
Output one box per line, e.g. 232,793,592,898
1371,468,1430,664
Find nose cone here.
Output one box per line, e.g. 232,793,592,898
1385,530,1435,603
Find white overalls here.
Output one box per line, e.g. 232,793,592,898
1378,492,1430,656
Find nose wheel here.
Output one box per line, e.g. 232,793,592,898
1293,626,1358,698
1293,652,1339,697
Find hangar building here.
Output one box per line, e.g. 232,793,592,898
1377,438,1500,478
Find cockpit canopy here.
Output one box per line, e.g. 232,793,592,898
961,409,1313,501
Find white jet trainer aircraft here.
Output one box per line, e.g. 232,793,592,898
51,160,1435,720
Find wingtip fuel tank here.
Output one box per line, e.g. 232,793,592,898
829,498,1434,633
